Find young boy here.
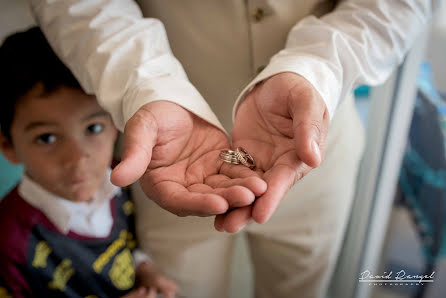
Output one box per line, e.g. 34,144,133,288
0,27,178,298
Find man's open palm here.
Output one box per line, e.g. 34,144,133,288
111,101,266,217
215,73,330,232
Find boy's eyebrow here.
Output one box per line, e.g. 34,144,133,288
24,121,57,132
24,111,109,131
82,110,109,121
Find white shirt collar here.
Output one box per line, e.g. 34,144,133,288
18,169,121,235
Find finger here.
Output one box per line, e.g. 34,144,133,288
141,180,229,216
214,186,255,208
111,106,158,187
146,287,156,298
221,206,252,233
164,291,176,298
252,165,299,224
188,184,255,208
289,86,329,168
125,287,147,298
214,214,225,232
157,277,178,298
204,174,267,197
219,162,260,179
217,162,267,196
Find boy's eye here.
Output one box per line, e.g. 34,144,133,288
87,123,104,134
36,134,56,145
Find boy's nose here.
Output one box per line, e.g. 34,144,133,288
62,141,89,169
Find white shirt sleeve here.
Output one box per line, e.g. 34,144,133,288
235,0,437,120
132,248,152,268
29,0,225,132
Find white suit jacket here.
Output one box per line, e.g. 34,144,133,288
30,0,436,132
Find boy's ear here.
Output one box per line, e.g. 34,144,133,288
0,132,20,164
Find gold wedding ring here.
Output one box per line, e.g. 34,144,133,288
219,149,240,164
219,147,256,169
234,147,256,169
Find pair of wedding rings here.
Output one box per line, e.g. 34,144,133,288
219,147,256,169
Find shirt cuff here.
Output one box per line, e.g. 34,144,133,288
132,249,152,268
233,54,342,122
122,76,227,134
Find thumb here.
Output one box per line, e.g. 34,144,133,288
111,106,158,187
147,287,157,298
290,87,329,168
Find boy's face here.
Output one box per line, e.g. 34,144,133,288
1,85,118,202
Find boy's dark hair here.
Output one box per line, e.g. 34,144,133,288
0,27,82,141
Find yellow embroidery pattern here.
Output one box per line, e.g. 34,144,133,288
108,248,134,290
85,296,99,298
32,241,52,268
123,201,134,216
127,232,136,250
0,287,12,298
48,259,75,291
93,230,127,273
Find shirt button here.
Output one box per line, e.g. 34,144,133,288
252,8,265,22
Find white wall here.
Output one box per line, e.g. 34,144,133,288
0,0,35,42
426,1,446,92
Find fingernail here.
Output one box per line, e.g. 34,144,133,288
312,140,321,165
235,224,247,233
235,219,254,233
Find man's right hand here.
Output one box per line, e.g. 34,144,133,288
111,101,266,217
215,73,330,232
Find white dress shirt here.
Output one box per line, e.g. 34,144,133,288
29,0,437,132
24,3,437,296
19,170,150,266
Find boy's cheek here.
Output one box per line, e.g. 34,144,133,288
0,134,21,164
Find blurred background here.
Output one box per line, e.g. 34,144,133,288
366,5,446,298
1,1,445,298
0,0,31,197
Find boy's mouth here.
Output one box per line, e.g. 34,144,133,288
71,177,86,185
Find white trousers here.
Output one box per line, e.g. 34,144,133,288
132,94,365,298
